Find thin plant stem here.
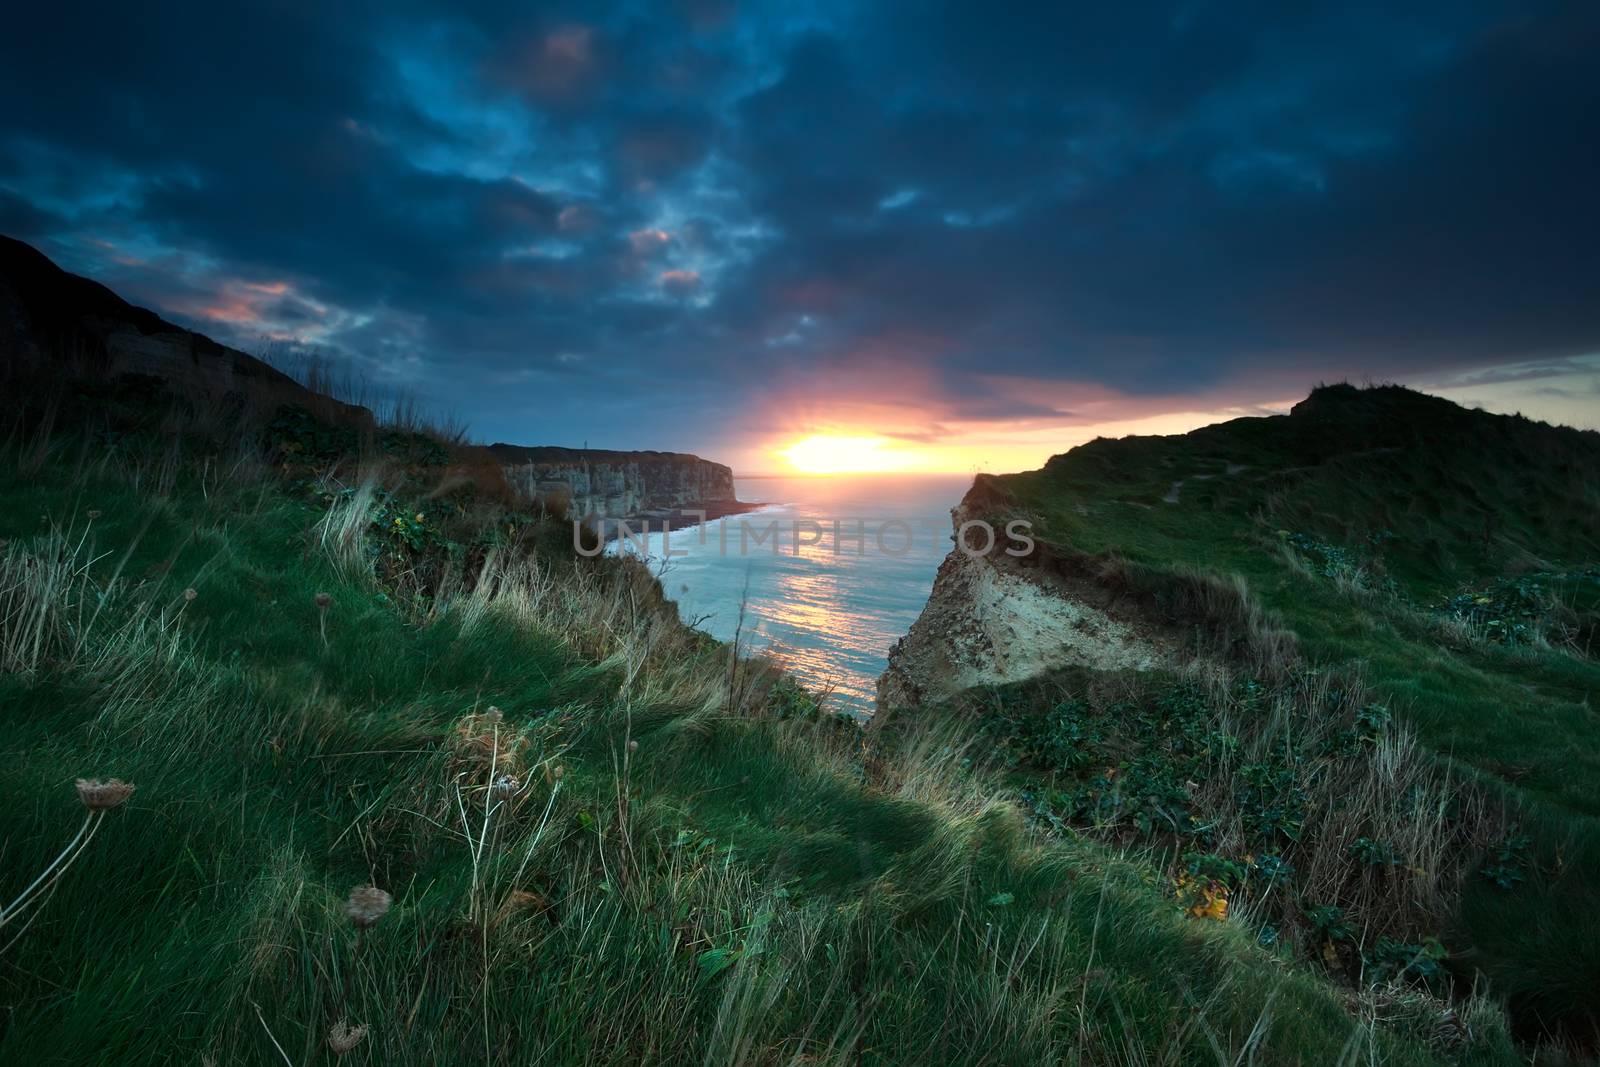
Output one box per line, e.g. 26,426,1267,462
510,780,563,888
253,1001,295,1067
1,812,100,930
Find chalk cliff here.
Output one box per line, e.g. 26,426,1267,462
877,475,1171,715
488,444,748,522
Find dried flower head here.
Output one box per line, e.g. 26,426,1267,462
75,778,136,811
183,587,198,602
327,1019,369,1054
627,739,639,753
451,708,526,771
343,885,392,928
552,764,565,780
315,592,333,609
492,774,520,799
86,509,102,520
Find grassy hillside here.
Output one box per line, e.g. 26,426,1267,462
0,373,1529,1064
952,384,1599,1051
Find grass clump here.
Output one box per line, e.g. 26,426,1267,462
945,668,1496,996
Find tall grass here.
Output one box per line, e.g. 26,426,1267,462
939,662,1502,979
261,347,470,444
0,406,1516,1063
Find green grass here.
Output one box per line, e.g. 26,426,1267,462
970,384,1600,1046
0,386,1521,1063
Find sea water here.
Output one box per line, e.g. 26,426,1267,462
608,473,972,714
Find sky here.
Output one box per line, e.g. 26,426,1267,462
2,1,1597,474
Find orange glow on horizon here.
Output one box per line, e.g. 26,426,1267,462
779,434,918,474
761,403,1304,477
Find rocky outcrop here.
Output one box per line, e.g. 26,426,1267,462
488,445,750,523
0,235,367,422
877,478,1172,715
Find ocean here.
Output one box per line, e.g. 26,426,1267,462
607,473,973,713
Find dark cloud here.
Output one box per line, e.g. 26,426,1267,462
1,0,1596,461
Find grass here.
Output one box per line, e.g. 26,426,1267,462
958,383,1600,1049
0,374,1528,1063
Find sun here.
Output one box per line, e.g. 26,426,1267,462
779,434,914,475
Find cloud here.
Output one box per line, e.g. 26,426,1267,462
629,228,673,255
658,268,703,297
0,0,1596,465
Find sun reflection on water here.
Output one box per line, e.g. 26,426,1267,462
610,473,970,712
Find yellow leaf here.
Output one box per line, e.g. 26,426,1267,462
1186,884,1228,920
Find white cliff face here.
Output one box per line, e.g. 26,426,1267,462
491,447,740,520
877,478,1171,715
878,547,1169,711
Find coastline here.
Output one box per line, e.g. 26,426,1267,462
594,498,767,541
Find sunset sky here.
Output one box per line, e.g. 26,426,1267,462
2,2,1597,474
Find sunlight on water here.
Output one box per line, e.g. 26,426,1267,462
608,474,972,714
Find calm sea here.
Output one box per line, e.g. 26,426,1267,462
608,473,972,713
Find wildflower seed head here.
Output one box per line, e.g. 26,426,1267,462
627,739,639,753
75,778,136,811
315,592,333,609
327,1019,369,1054
452,709,526,770
183,587,198,602
343,885,392,928
552,764,565,780
86,509,102,520
492,774,520,798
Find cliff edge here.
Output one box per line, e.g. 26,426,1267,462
489,443,752,524
877,475,1174,714
0,235,369,422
